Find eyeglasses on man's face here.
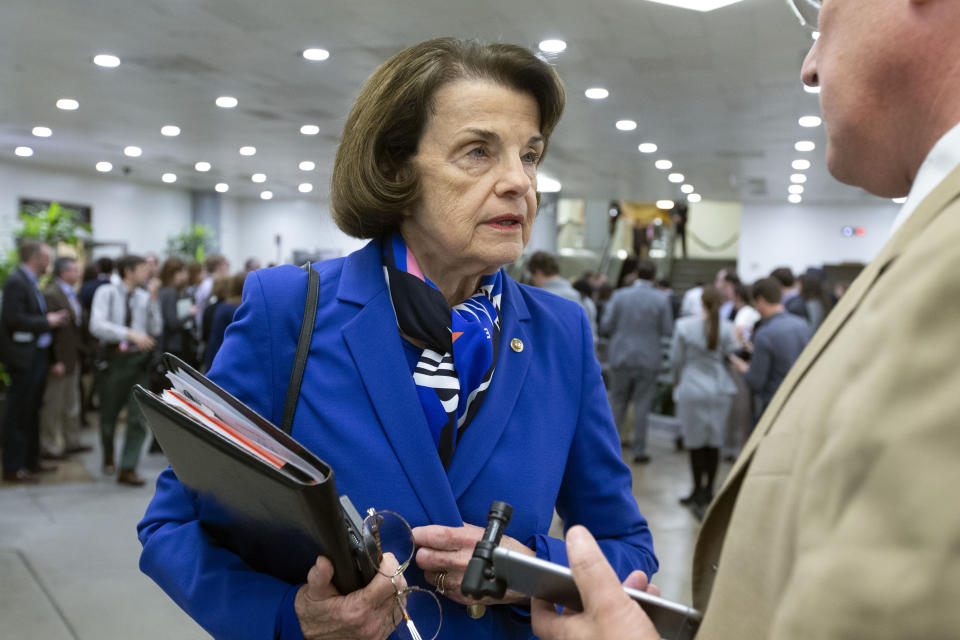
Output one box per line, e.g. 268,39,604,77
787,0,821,31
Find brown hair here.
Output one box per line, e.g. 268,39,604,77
527,251,560,277
159,257,186,288
210,274,231,302
752,278,783,305
701,285,723,351
331,37,566,239
186,262,204,286
226,272,246,305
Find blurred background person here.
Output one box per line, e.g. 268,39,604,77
157,257,197,366
202,272,245,370
798,272,831,332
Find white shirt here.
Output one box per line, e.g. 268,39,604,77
680,286,703,317
90,280,162,344
890,119,960,234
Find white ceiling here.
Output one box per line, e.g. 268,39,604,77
0,0,890,208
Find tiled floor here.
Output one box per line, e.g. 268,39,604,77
0,423,725,639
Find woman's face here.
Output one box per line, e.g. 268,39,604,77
401,79,544,279
174,268,188,289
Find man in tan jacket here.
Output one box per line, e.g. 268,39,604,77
532,0,960,637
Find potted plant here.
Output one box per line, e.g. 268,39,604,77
166,224,215,263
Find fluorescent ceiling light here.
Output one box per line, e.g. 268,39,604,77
300,124,320,135
260,190,273,200
251,173,266,183
298,183,314,193
585,88,609,100
56,98,79,111
790,173,808,184
681,184,694,194
216,96,238,108
161,125,181,137
803,84,821,94
795,140,816,152
792,159,811,170
656,200,675,210
15,146,34,157
161,173,177,183
215,183,229,193
668,173,685,183
32,126,52,137
638,142,658,153
93,54,120,68
538,39,567,53
798,115,822,128
892,197,907,204
124,145,142,157
655,159,673,170
616,119,637,131
195,161,211,172
538,175,562,193
688,193,702,203
788,194,802,203
299,161,316,171
95,161,112,172
303,48,330,61
239,146,256,156
643,0,745,12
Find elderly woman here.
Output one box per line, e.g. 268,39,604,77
138,38,657,640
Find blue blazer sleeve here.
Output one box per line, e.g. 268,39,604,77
532,308,659,579
138,269,303,640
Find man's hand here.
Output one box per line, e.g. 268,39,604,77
531,526,659,640
728,353,750,374
46,309,69,328
126,330,156,351
147,277,161,299
50,362,66,377
295,553,404,640
413,523,535,606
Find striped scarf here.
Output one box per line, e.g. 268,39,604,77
382,234,502,469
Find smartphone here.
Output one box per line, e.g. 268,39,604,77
493,547,701,640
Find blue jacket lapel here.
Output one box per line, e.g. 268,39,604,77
446,277,532,500
337,241,462,526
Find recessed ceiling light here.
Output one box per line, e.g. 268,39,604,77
56,98,79,111
803,84,821,94
298,160,316,171
215,96,238,108
638,142,658,153
251,173,267,183
239,146,256,156
124,145,142,157
195,161,211,172
298,183,314,193
585,88,609,100
790,173,808,184
680,184,694,194
812,31,820,40
93,54,121,68
668,173,685,183
260,190,273,200
161,125,181,137
302,48,330,61
615,119,637,131
656,200,675,210
538,176,562,193
655,159,673,170
892,197,907,204
644,0,746,11
14,146,34,157
300,124,320,135
688,193,702,203
795,140,816,152
798,115,822,127
789,184,805,194
162,173,177,184
792,159,811,170
215,183,229,193
32,126,52,137
95,161,112,172
788,194,803,203
538,39,567,54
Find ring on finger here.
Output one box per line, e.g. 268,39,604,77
436,571,446,595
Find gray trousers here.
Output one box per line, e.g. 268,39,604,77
40,368,83,455
608,365,659,457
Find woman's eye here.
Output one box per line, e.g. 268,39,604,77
522,151,540,164
468,147,487,159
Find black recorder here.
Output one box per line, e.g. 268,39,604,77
461,502,702,640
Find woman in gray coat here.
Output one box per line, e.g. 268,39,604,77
670,285,737,511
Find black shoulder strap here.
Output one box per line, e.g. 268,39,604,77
281,263,320,434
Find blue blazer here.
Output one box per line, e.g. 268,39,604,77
138,239,657,640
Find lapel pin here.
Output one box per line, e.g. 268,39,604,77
510,338,524,353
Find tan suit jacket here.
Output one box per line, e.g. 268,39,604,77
691,165,960,638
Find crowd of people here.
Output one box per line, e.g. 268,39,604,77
0,242,263,485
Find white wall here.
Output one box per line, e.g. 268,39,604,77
0,160,191,256
738,201,900,282
219,197,366,267
684,200,742,260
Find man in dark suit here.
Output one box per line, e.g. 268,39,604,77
1,240,69,483
39,256,92,459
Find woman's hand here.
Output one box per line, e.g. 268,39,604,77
413,523,535,606
295,554,404,640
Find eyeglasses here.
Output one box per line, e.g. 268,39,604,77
363,509,443,640
786,0,820,31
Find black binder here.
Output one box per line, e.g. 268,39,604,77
134,354,377,593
